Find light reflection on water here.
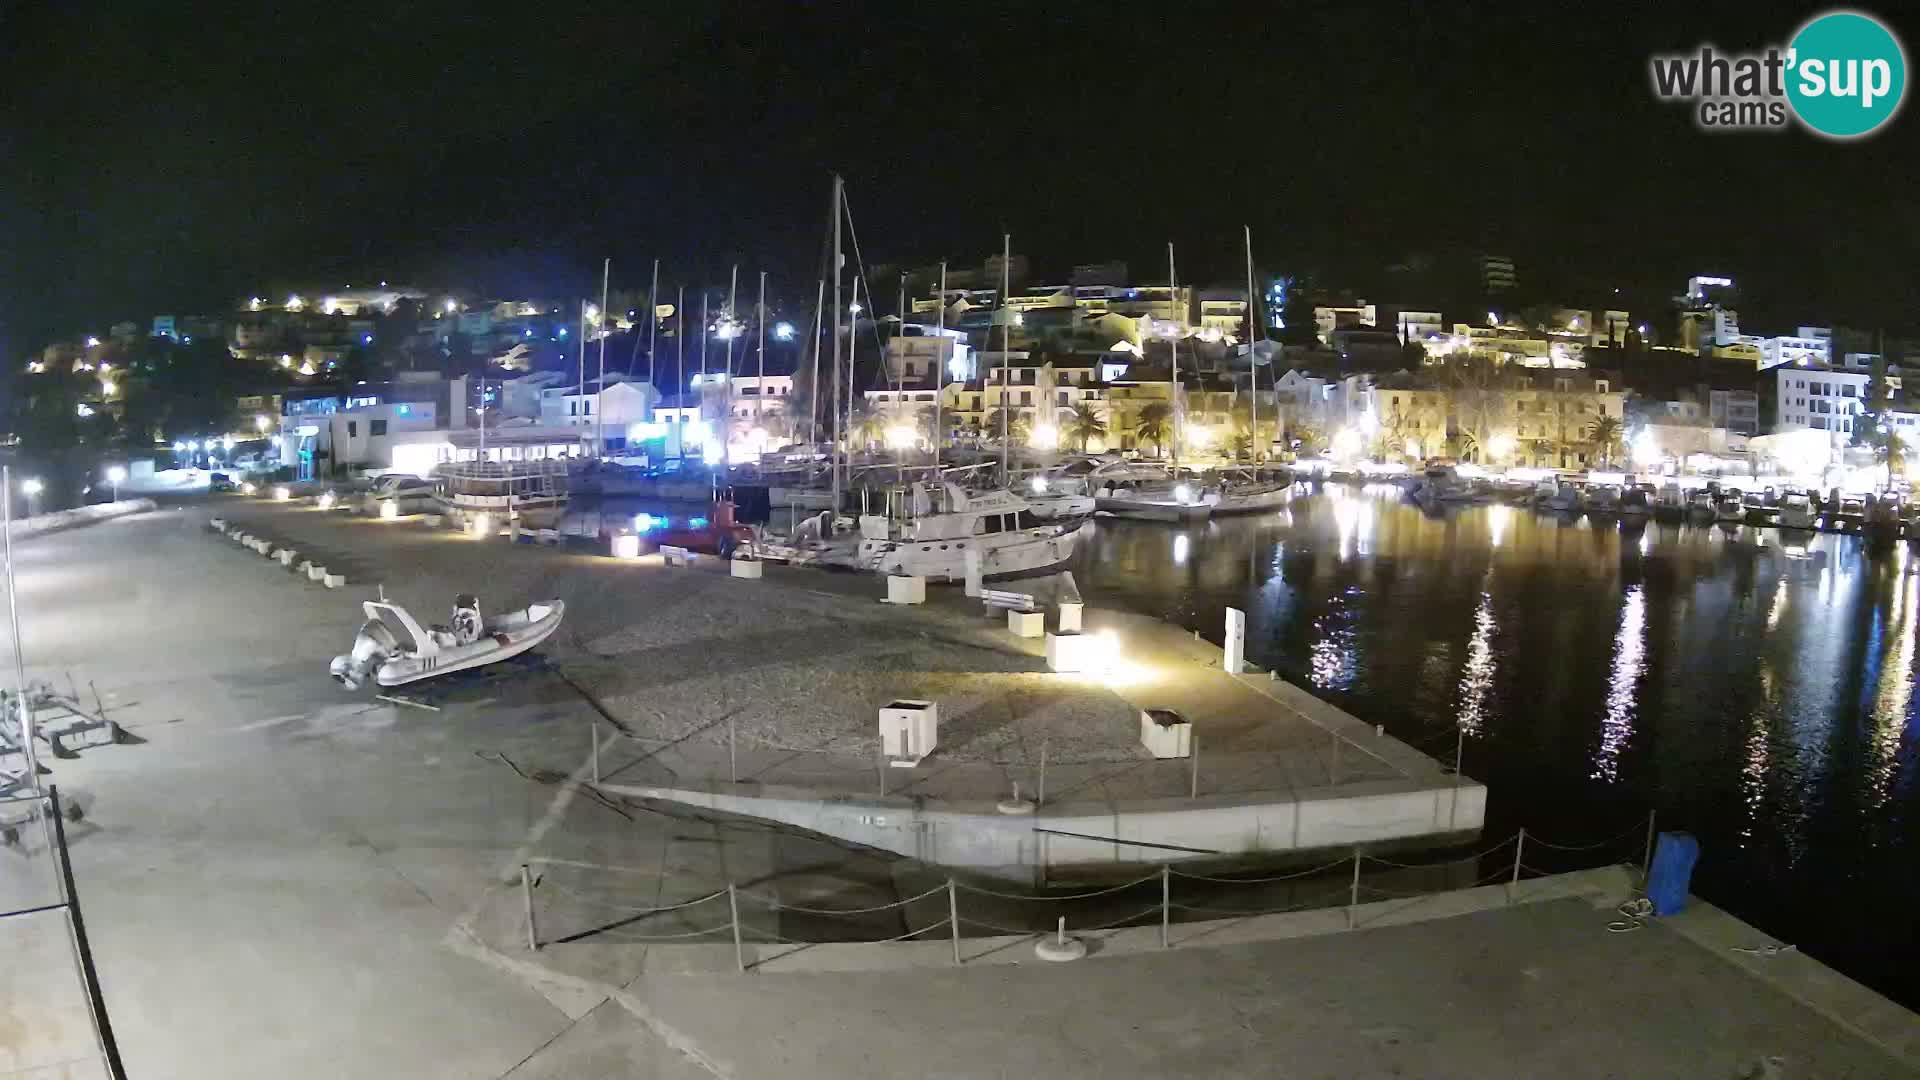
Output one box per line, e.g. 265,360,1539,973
1072,483,1920,1006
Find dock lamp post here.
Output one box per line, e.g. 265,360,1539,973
105,465,126,503
19,477,41,519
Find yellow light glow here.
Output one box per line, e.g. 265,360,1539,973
379,500,399,520
1332,427,1363,458
317,491,337,510
1028,423,1060,450
286,294,305,312
470,512,492,538
1487,433,1515,459
255,415,271,433
272,485,291,501
611,533,641,559
99,378,116,396
279,354,293,368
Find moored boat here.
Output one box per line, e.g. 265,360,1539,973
841,482,1085,580
433,459,569,529
1778,490,1817,530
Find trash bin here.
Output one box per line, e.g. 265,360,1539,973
1646,831,1699,917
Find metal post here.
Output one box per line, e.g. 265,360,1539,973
1330,731,1341,785
1160,865,1171,949
590,718,600,785
1642,809,1657,888
1509,828,1525,905
876,741,885,798
1189,733,1199,799
729,883,745,972
49,788,125,1079
947,878,961,966
1037,738,1048,808
1347,848,1361,929
728,714,737,784
2,465,37,788
1449,725,1465,831
521,864,538,950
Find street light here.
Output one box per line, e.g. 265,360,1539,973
773,322,796,341
255,415,271,433
105,465,126,503
20,477,41,520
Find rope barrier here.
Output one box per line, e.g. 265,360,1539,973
587,923,737,944
735,883,948,916
955,872,1160,901
1523,819,1649,852
1356,865,1517,925
1077,904,1170,932
1167,854,1352,884
1166,894,1349,919
956,915,1046,936
742,918,954,947
1362,834,1515,869
538,880,727,917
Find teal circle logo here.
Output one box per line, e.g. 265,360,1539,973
1787,11,1907,138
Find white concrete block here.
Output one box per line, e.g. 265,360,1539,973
730,557,763,579
963,547,984,597
1224,607,1246,674
257,541,276,557
1045,631,1097,673
610,534,641,559
1058,600,1083,633
323,573,345,589
209,517,226,531
879,699,938,764
307,564,326,582
424,514,443,528
274,549,296,566
1139,708,1193,759
886,574,926,605
1007,609,1044,638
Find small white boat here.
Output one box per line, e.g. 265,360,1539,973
1586,484,1622,514
1542,481,1583,512
1088,462,1216,521
1019,473,1097,520
1212,468,1293,515
1409,464,1478,508
330,596,565,689
1778,491,1816,530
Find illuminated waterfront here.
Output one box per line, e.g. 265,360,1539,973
1073,483,1920,1005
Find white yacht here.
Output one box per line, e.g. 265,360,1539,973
843,482,1085,581
1211,467,1294,515
1685,489,1717,519
1778,491,1817,530
1019,472,1098,520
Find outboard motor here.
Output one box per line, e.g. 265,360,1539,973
329,617,400,689
450,594,482,645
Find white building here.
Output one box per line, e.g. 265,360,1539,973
1772,365,1864,446
537,378,659,446
1394,309,1443,344
1760,333,1832,370
1313,303,1376,344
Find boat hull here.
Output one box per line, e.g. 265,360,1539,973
1095,496,1213,521
856,523,1084,581
375,601,565,686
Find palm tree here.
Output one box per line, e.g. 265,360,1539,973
1063,402,1107,452
849,407,887,452
1584,414,1623,466
1132,401,1174,457
1451,428,1480,461
986,407,1029,448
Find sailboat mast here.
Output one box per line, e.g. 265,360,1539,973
807,277,824,449
757,270,767,450
829,174,844,523
848,275,861,480
596,257,610,456
676,285,686,461
896,274,907,487
1169,241,1180,472
722,264,738,473
933,260,947,472
644,259,659,387
1244,225,1259,464
999,232,1011,485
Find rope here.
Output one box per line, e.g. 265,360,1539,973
742,918,953,947
736,883,947,916
1078,904,1170,932
1607,897,1653,933
538,880,727,917
1731,942,1797,957
956,915,1046,936
1168,855,1352,884
587,923,736,943
1362,834,1515,869
1166,894,1347,918
1524,818,1651,852
955,872,1159,901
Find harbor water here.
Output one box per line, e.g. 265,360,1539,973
1072,482,1920,1007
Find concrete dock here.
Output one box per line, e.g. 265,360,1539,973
1,500,1913,1078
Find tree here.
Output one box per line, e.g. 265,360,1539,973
1584,414,1623,466
1451,428,1481,461
1132,401,1173,457
986,407,1029,448
849,407,887,451
1063,402,1107,452
1441,352,1515,458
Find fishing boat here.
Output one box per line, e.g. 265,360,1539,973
1620,485,1652,519
433,459,570,529
1586,483,1622,515
1778,491,1817,530
1741,490,1773,526
1715,489,1745,523
1540,481,1583,512
1088,461,1216,521
839,481,1085,580
330,595,565,689
1408,464,1477,508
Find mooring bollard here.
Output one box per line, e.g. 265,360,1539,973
521,864,538,951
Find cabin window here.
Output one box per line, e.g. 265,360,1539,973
371,419,387,436
347,421,358,437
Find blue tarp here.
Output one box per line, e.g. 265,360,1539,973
1647,831,1700,916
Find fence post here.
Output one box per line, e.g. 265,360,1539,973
1037,739,1048,808
1509,828,1525,905
1330,731,1341,785
1189,733,1200,799
1642,809,1657,888
876,741,886,798
729,884,745,973
728,714,737,784
1449,725,1464,830
948,878,961,966
590,718,600,785
1160,865,1171,949
1346,848,1361,929
521,864,538,951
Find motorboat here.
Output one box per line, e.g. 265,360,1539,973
1088,461,1216,521
361,473,437,516
1741,490,1772,526
330,595,565,689
1586,484,1622,515
1685,489,1717,520
1837,494,1868,530
836,482,1085,581
1019,473,1098,520
1777,491,1816,530
1715,489,1745,523
1865,494,1903,539
1540,481,1583,513
433,459,569,529
1408,464,1478,508
1619,485,1652,518
1652,483,1685,520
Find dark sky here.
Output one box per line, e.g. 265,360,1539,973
3,1,1916,355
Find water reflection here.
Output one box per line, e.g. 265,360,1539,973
1592,584,1646,783
1073,485,1920,1005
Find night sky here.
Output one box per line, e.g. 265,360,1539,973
3,2,1915,355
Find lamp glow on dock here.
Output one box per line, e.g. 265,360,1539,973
611,533,641,559
379,501,399,520
272,485,291,501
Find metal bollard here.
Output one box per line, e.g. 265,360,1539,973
729,884,744,973
948,878,962,966
521,864,538,951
